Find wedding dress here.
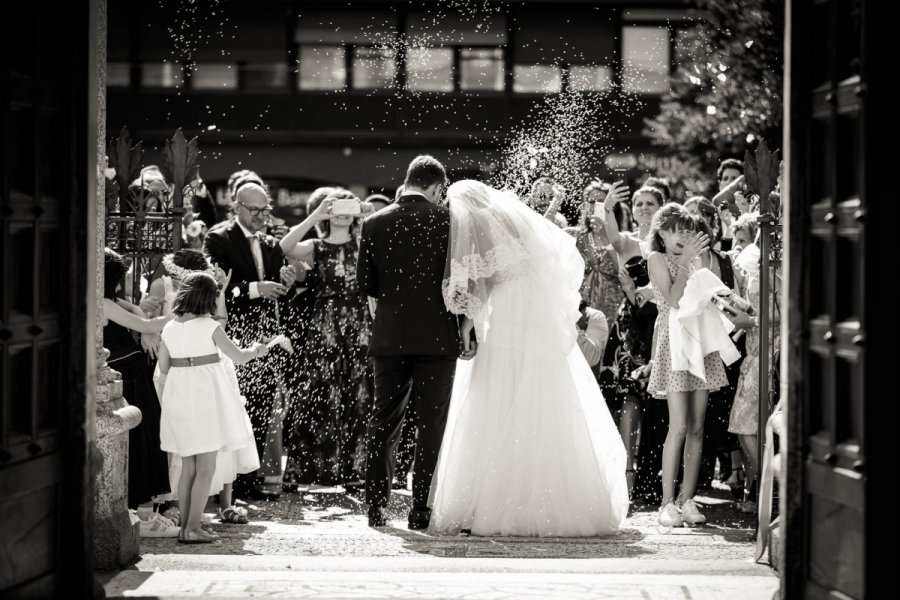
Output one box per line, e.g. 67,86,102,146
430,180,628,537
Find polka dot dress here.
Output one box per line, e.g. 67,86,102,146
647,254,728,399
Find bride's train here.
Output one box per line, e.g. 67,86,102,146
431,270,629,536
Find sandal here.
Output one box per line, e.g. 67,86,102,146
219,507,249,524
177,529,217,544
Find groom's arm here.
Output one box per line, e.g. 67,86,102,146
356,219,379,298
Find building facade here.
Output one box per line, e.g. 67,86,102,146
106,0,697,223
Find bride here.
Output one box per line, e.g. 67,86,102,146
430,180,629,537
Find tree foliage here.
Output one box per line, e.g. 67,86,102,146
643,0,784,197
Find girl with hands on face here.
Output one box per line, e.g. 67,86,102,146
645,204,726,529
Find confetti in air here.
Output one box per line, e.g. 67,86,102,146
490,88,638,209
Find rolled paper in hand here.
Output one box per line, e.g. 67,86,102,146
266,334,294,354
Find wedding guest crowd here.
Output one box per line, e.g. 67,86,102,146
105,149,781,535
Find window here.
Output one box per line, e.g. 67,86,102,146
569,65,612,92
352,47,396,89
141,62,183,88
406,47,454,92
622,26,671,94
191,64,238,90
107,62,130,88
513,65,562,93
299,46,346,90
460,48,504,92
244,64,289,89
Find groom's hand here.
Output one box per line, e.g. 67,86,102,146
459,317,477,360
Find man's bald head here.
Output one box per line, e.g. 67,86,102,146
234,182,271,233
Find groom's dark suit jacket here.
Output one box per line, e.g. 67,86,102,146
357,193,461,509
357,194,460,357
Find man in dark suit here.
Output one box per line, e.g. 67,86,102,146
357,155,475,529
204,181,294,501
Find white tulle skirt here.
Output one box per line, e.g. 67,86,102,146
153,355,260,501
430,279,629,537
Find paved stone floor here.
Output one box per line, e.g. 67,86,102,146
100,482,779,599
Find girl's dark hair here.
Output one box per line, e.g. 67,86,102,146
172,272,219,317
649,203,697,253
308,188,360,238
694,197,722,243
172,248,209,271
103,248,128,299
695,215,715,246
617,202,635,232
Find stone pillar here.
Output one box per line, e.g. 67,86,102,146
91,0,143,569
94,351,142,568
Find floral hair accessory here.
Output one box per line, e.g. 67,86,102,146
161,252,217,282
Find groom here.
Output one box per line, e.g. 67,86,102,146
357,155,475,529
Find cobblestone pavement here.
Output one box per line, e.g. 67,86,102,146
101,483,779,599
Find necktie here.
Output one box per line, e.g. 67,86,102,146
248,234,265,280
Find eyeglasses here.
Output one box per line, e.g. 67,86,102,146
238,203,273,217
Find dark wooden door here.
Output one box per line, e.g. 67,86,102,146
1,1,95,597
785,0,879,597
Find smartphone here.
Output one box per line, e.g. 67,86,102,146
331,198,361,216
711,294,738,316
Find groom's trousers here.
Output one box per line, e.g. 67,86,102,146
366,355,457,509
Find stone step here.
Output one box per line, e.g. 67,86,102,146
125,554,774,576
104,566,778,599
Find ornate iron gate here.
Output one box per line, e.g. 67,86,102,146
104,127,198,300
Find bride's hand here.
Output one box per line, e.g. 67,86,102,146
459,317,477,361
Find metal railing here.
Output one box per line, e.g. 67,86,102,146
104,128,198,301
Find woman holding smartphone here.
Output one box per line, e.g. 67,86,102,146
598,183,666,501
565,181,628,328
282,189,375,487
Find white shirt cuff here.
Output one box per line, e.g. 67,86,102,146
249,282,260,299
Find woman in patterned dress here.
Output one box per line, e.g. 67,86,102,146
565,181,627,328
728,236,780,510
284,189,374,486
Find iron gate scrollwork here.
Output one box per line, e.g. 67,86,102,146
104,127,199,301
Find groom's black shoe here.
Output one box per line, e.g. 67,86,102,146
408,507,431,530
368,506,387,528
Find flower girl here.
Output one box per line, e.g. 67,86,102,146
157,272,268,543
